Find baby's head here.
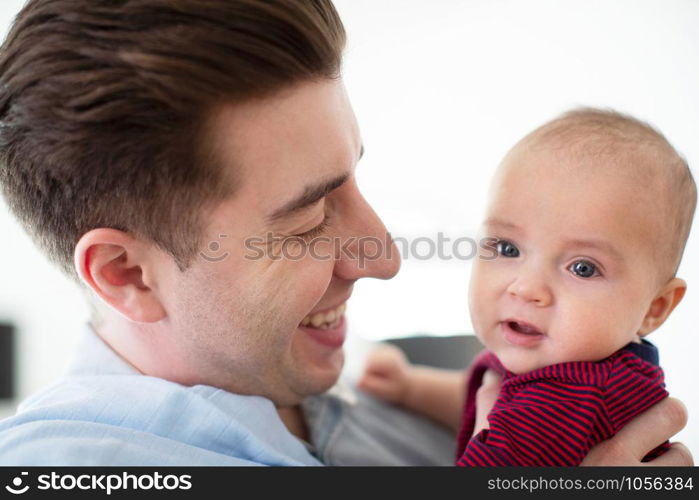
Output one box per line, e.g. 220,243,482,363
469,108,696,374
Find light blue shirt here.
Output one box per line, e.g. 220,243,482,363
0,325,455,466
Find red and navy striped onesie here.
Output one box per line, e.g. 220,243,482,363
456,340,670,466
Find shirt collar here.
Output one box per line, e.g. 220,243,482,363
66,323,140,377
622,338,660,365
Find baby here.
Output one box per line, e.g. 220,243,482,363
359,108,697,466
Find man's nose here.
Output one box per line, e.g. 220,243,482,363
505,265,553,307
333,183,401,281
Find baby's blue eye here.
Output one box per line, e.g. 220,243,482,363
569,260,598,278
496,240,520,258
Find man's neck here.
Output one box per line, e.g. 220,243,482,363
277,405,310,442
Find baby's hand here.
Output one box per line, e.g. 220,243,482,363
358,343,413,405
473,369,503,436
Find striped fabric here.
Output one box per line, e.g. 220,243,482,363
456,342,670,466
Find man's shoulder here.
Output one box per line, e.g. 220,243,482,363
0,374,318,466
6,373,223,432
0,418,256,465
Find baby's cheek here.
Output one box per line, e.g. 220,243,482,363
469,259,497,298
468,278,490,329
555,324,618,363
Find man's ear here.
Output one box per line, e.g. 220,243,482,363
74,228,166,323
638,277,687,336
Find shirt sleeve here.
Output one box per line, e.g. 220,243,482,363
603,351,669,431
457,379,611,466
603,351,670,462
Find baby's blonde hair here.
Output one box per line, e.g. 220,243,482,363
520,108,696,282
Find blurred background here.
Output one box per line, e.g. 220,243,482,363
1,0,697,456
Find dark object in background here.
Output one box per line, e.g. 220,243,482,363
0,322,15,399
386,334,484,370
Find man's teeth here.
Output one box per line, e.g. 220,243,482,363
301,303,346,329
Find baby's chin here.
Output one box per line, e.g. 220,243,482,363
496,351,549,375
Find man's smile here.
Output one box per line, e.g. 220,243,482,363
298,300,349,349
301,302,347,330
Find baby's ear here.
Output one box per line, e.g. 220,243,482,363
638,278,687,336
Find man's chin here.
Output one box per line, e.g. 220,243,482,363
271,365,344,407
292,349,345,400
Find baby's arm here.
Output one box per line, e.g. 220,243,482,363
358,344,467,432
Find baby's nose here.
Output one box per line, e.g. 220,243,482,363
506,273,553,306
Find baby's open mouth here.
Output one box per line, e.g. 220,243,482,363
506,320,544,336
300,303,346,330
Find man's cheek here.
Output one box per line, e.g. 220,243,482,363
306,237,334,262
269,255,334,307
299,258,336,299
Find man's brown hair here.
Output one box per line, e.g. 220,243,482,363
0,0,346,280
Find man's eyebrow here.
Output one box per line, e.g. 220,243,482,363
266,173,350,223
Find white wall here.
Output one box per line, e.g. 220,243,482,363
1,0,697,456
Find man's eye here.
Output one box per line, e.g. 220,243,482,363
569,259,599,278
294,215,330,242
496,240,520,258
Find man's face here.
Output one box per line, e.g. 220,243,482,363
468,144,663,374
155,79,400,405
